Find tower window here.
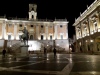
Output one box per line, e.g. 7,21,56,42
32,8,34,10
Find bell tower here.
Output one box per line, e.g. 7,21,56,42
29,4,37,20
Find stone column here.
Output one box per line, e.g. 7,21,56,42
2,21,6,39
4,22,6,39
82,38,85,52
93,39,97,52
89,19,93,34
76,41,80,52
97,12,100,31
36,25,39,40
14,23,17,40
87,18,90,35
54,25,57,39
75,27,78,39
91,19,95,33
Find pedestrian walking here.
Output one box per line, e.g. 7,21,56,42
2,49,6,58
53,48,56,58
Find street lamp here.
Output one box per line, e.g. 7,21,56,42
90,39,94,54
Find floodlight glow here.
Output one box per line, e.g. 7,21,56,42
28,41,41,51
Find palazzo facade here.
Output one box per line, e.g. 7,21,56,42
73,0,100,53
0,4,69,52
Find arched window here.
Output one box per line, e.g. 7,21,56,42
30,35,33,40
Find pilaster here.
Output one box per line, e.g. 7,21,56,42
36,25,39,40
97,11,100,31
45,25,48,40
54,25,57,39
14,23,17,40
2,21,6,39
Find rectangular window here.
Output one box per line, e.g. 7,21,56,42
30,25,33,27
50,35,52,40
60,25,63,28
41,35,43,40
9,24,12,27
61,35,63,39
50,26,52,28
41,25,43,28
19,35,21,39
8,35,11,40
19,24,22,27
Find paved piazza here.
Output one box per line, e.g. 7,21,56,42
0,53,100,75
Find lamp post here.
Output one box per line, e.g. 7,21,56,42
90,39,94,54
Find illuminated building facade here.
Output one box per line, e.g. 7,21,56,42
73,0,100,53
0,4,69,52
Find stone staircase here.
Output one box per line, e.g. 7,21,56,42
7,42,21,55
38,40,65,52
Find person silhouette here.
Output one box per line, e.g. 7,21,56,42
44,47,47,57
53,48,56,58
2,49,6,58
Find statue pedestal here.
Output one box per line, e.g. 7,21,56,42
20,45,29,57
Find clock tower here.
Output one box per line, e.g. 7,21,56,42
29,4,37,20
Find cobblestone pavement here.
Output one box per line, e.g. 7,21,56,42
69,54,100,75
0,53,100,75
0,53,71,75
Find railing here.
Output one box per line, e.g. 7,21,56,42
7,17,28,20
11,42,21,50
1,17,68,22
74,0,99,26
0,16,6,18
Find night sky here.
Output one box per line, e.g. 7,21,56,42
0,0,95,38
